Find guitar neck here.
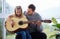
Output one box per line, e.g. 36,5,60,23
41,20,52,23
21,20,52,24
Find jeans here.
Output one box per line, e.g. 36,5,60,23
16,30,31,39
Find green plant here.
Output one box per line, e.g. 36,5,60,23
52,17,60,29
50,17,60,38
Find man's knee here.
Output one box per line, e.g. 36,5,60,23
15,35,22,39
40,32,47,39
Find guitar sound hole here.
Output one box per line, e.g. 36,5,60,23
18,21,23,25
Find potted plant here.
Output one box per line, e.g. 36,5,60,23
50,17,60,39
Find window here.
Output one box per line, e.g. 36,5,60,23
0,0,2,13
0,18,5,39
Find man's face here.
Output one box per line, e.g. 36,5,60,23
27,8,34,15
15,9,22,16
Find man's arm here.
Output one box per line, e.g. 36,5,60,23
36,13,42,26
36,20,41,26
36,13,43,31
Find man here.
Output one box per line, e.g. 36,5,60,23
24,4,47,39
5,6,31,39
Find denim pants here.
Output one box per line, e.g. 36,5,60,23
16,30,32,39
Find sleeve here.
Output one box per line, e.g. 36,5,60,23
36,13,42,21
24,11,27,16
36,13,43,32
5,15,14,24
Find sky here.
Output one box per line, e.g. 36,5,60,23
4,0,60,19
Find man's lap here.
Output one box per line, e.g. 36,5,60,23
30,32,47,39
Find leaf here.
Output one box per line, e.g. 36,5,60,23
50,34,56,38
52,17,58,24
56,24,60,28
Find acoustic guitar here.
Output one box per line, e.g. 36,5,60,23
5,15,51,33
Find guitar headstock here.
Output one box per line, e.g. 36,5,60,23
42,20,52,23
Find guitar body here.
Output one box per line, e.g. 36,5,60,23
5,15,28,33
5,14,52,33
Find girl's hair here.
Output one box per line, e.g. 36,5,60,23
14,6,22,16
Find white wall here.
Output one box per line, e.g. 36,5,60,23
5,0,60,19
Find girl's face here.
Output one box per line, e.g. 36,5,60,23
15,9,22,16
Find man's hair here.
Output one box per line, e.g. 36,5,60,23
28,4,36,11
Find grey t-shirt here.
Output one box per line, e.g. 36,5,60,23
24,12,43,32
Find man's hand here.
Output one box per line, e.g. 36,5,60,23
36,20,41,26
31,22,35,24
